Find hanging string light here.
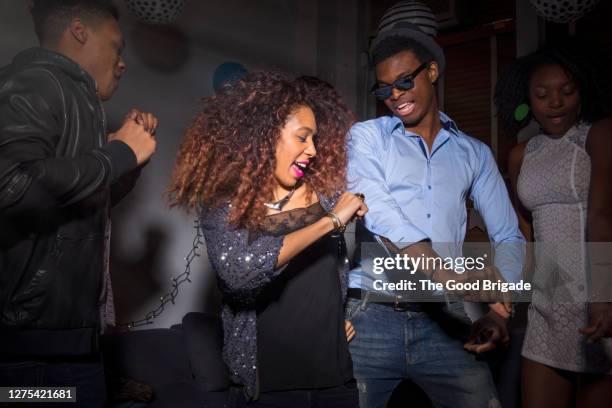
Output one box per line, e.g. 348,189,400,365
117,217,203,329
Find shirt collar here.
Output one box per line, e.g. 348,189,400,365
384,111,460,136
438,111,460,134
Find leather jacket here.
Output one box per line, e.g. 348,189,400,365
0,48,137,356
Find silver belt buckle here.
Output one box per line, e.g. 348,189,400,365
393,295,404,311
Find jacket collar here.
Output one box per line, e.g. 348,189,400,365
9,47,98,95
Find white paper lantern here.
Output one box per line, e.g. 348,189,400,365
530,0,600,23
125,0,186,25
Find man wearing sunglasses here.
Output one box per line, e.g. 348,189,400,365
345,16,525,408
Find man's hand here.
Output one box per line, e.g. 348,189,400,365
345,320,356,342
109,109,158,165
464,310,509,354
441,266,513,310
580,302,612,343
489,302,511,320
127,109,159,134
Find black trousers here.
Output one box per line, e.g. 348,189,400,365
228,380,359,408
0,354,106,408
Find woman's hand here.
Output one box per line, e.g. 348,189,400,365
580,302,612,343
332,192,368,225
345,320,356,342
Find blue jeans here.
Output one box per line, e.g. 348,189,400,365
346,298,500,408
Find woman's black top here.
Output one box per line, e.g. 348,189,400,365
255,202,353,391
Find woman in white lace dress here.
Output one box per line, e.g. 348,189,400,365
496,46,612,407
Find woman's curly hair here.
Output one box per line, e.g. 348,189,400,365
495,44,611,136
168,71,355,229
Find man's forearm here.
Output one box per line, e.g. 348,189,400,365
380,237,440,280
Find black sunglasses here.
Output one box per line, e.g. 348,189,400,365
371,61,431,101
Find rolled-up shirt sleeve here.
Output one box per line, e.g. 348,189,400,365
347,123,429,247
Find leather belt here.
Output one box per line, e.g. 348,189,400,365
347,288,431,312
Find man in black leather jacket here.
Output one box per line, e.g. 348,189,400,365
0,1,157,405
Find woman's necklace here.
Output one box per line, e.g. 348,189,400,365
264,183,300,211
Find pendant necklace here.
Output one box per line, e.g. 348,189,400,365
264,183,300,211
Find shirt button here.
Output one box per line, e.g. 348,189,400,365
427,213,431,218
428,185,432,190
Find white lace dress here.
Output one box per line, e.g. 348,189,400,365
518,123,612,373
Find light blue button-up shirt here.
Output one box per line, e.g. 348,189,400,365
347,112,525,290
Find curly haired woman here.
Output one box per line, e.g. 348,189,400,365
496,45,612,408
169,72,367,406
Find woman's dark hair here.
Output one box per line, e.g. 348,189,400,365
168,72,354,229
495,44,611,136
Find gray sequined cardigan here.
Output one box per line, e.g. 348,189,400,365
200,194,348,400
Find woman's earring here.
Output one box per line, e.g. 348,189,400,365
514,103,530,121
